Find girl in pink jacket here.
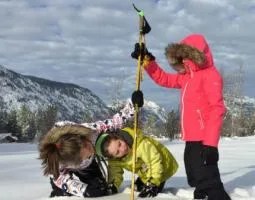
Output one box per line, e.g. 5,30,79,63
131,34,231,200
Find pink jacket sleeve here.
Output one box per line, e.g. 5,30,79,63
145,61,184,88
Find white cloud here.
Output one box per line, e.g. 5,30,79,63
0,0,254,109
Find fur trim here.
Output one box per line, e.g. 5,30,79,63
165,43,205,66
44,125,94,144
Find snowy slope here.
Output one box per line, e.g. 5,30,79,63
0,65,112,121
0,65,169,123
142,99,167,123
0,136,255,200
109,99,167,127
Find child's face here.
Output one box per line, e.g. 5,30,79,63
167,57,186,74
80,140,95,160
107,139,130,158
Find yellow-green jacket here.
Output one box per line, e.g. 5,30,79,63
108,127,178,188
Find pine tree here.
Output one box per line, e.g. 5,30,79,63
6,110,21,135
16,105,33,141
143,114,158,136
83,112,93,123
36,105,58,140
0,98,8,132
26,117,37,141
164,110,180,140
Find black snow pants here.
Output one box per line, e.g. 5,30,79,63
184,141,231,200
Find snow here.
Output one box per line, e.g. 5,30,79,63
0,136,255,200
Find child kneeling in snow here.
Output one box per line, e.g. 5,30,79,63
95,127,178,198
39,102,135,198
39,124,115,198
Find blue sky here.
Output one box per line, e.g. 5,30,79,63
0,0,254,110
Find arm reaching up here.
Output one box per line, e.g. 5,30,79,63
81,100,135,133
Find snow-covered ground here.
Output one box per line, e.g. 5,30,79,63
0,136,255,200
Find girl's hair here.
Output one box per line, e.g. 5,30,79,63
96,129,133,158
39,134,88,179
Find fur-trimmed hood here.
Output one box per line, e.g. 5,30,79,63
41,123,94,145
167,34,214,72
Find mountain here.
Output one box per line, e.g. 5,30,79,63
0,65,169,126
109,99,167,126
141,99,167,123
0,65,112,121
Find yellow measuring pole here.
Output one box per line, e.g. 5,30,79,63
130,8,145,200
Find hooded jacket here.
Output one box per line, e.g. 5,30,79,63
40,123,99,171
145,34,226,147
107,127,178,188
40,124,108,197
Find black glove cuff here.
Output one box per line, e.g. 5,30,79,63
146,52,155,61
138,183,159,198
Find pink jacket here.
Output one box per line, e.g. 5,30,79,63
145,34,226,147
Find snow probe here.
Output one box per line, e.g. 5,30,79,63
130,4,151,200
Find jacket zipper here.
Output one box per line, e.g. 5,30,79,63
181,82,188,139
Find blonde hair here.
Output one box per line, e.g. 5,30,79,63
39,125,93,179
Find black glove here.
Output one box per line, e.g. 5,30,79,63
84,177,108,197
201,145,219,165
132,90,144,108
131,43,155,61
135,177,146,192
107,183,118,195
138,183,159,198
